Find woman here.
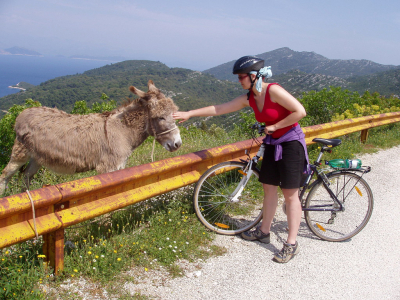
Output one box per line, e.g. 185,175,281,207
173,56,308,263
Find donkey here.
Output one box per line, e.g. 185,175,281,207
0,80,182,195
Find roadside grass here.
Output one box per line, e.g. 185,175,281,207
1,122,400,299
62,186,220,281
0,126,234,299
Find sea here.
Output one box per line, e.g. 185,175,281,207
0,55,115,98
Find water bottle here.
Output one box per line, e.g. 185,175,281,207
327,159,362,169
327,159,345,168
344,159,362,169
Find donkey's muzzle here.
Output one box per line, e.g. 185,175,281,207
165,138,182,152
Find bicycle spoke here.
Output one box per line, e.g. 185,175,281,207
305,172,373,242
193,162,263,235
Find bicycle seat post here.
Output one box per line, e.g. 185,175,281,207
312,139,341,165
314,145,331,165
314,148,323,165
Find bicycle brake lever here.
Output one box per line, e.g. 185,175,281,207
258,126,266,135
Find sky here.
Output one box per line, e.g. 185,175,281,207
0,0,399,71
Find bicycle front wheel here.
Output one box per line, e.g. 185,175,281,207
193,161,264,235
304,172,373,242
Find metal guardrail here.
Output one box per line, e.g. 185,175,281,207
1,111,400,274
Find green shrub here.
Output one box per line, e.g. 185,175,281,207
0,99,41,170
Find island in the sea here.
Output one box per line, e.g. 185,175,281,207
8,82,35,91
0,47,42,56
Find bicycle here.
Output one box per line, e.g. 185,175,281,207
193,122,374,242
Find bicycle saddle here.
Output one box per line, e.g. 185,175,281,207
312,138,342,147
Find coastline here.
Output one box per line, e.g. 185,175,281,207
0,55,112,98
7,83,26,91
0,53,43,57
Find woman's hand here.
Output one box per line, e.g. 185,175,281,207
264,125,276,135
173,111,191,123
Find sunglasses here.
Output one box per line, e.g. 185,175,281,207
238,75,248,81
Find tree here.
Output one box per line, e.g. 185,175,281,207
0,99,41,169
71,93,116,114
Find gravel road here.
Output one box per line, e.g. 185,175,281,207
129,145,400,300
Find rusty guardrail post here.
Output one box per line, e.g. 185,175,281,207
43,228,64,275
360,129,369,143
42,201,68,274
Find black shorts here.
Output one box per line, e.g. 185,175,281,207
258,140,306,189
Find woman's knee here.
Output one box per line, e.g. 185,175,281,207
263,183,278,193
282,188,299,202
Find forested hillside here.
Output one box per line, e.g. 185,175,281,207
271,70,349,98
203,47,400,97
0,60,246,128
1,53,399,130
347,68,400,97
204,47,398,82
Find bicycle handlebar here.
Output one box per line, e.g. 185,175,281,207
250,122,274,135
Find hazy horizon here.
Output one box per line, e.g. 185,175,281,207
1,0,399,71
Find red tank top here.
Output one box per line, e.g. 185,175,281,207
248,83,298,138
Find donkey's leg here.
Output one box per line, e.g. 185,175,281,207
21,158,41,192
0,139,31,195
95,159,126,174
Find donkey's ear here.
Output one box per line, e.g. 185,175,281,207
147,80,159,94
129,86,146,98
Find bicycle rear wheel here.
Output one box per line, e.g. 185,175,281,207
193,161,263,235
304,172,373,242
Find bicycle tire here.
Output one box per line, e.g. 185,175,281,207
193,161,263,235
304,171,373,242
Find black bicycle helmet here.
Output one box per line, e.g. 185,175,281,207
232,56,264,74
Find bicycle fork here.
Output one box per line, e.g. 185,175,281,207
230,168,254,202
229,144,265,203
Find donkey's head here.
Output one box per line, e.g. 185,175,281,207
129,80,182,152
